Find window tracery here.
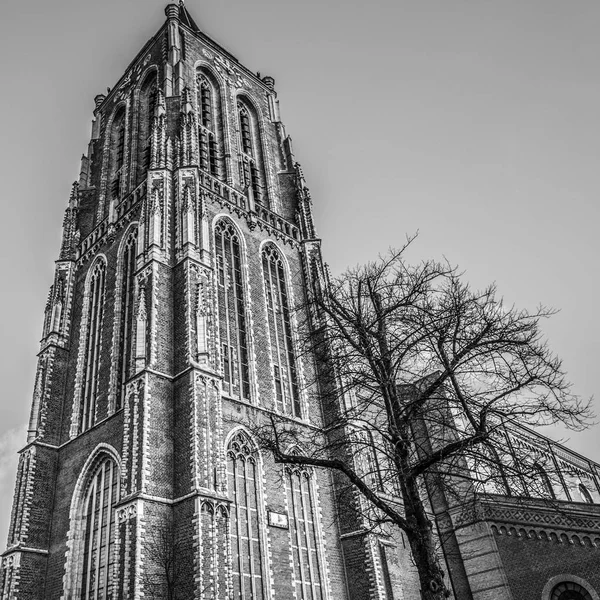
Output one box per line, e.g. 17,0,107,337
65,454,120,600
227,430,265,599
215,220,250,399
237,101,262,204
262,245,300,417
116,230,137,409
110,109,126,200
138,74,158,177
80,260,106,432
197,75,219,177
285,463,324,600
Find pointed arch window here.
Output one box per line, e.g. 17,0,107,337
197,74,219,177
286,464,324,600
138,74,158,177
262,245,300,417
116,230,137,409
76,456,119,600
227,431,265,600
237,102,262,205
534,463,555,499
215,220,250,399
579,483,594,503
81,261,106,432
108,108,127,201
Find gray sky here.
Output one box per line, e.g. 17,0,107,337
0,0,599,545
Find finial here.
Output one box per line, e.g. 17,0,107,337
94,94,106,109
69,181,79,208
262,76,275,90
165,2,180,19
181,87,193,114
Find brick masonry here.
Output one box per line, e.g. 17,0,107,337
2,3,600,600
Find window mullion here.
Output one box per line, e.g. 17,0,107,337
232,457,244,598
243,459,256,599
88,269,105,430
83,477,97,600
93,464,106,600
269,261,285,413
81,276,97,431
102,462,114,597
289,472,306,593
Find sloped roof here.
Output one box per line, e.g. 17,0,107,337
179,2,200,32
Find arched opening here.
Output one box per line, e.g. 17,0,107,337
227,430,265,599
138,72,158,180
579,483,594,504
64,451,120,599
109,108,126,201
237,97,266,208
261,244,300,417
551,581,593,600
214,219,250,399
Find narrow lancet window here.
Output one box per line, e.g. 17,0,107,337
116,231,137,408
262,245,300,417
197,75,219,177
215,220,250,399
80,457,119,599
139,74,158,177
286,465,324,600
237,102,262,205
110,109,126,200
80,261,106,432
227,431,265,600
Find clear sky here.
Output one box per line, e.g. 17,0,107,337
0,0,599,545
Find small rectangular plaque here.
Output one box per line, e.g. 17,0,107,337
267,510,289,529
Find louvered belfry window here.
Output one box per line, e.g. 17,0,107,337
262,245,301,417
227,431,265,600
286,466,324,600
198,75,218,177
215,220,250,399
80,458,119,599
238,103,261,204
116,230,137,409
80,261,106,432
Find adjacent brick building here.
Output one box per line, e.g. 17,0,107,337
1,3,599,599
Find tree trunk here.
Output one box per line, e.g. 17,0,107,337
402,477,450,600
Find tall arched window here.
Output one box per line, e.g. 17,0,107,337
109,109,126,201
237,100,263,205
197,74,219,177
116,230,137,409
215,220,250,399
138,73,158,178
262,245,300,417
81,260,106,432
227,431,265,600
534,463,555,499
579,483,594,504
79,456,119,600
286,464,324,600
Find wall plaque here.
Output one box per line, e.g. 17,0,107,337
268,510,289,529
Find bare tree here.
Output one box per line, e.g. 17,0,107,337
255,238,592,600
141,517,193,600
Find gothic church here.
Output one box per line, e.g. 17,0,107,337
2,3,600,600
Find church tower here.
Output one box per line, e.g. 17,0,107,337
0,3,358,599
